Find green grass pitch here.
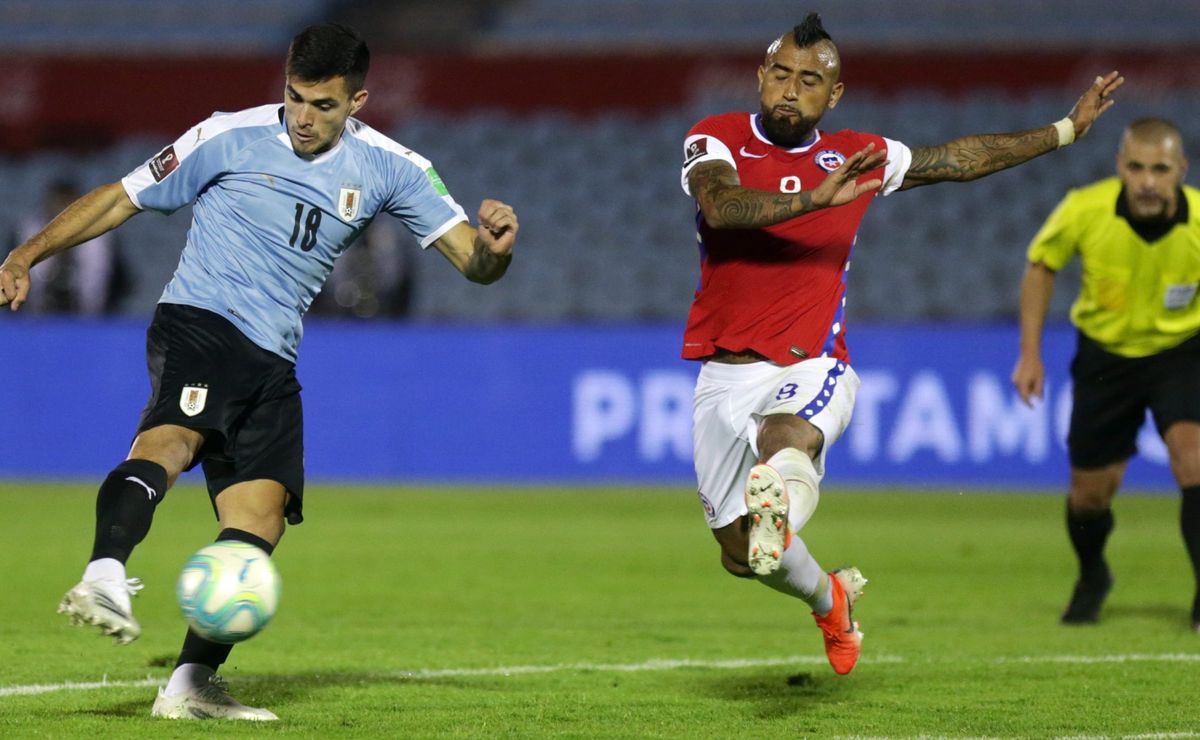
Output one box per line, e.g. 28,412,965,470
1,481,1197,737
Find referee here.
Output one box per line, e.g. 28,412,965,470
1012,118,1200,630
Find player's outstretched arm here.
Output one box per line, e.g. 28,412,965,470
900,71,1124,191
690,143,886,230
0,181,140,311
432,199,517,284
1011,261,1058,407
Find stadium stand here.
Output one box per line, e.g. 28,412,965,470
1,0,1195,323
0,0,328,52
479,0,1200,52
6,91,1196,322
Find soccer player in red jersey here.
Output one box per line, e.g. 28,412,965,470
681,13,1123,675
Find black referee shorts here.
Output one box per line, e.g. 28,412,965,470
1068,330,1200,470
138,303,305,524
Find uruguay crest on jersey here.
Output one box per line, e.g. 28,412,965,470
180,385,208,417
338,187,361,222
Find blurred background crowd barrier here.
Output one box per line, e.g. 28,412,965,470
0,0,1195,486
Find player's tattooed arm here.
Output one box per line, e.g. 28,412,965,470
689,144,885,229
434,200,517,284
900,71,1123,191
689,161,813,228
900,128,1059,189
463,236,512,284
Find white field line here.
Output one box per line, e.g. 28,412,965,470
0,675,162,697
996,653,1200,664
0,656,895,698
381,654,903,679
2,652,1198,699
1058,735,1200,740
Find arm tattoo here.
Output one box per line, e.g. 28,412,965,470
903,126,1058,188
464,237,511,284
690,162,812,228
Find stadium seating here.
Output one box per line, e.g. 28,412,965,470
480,0,1199,51
2,0,1192,54
2,93,1195,323
0,0,327,52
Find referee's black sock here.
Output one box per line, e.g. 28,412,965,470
89,459,169,564
175,528,277,671
1181,486,1200,621
1066,500,1114,581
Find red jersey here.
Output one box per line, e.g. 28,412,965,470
680,112,911,365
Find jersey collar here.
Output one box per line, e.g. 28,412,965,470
750,113,820,153
275,106,346,163
1116,185,1188,243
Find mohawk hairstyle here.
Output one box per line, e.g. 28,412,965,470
792,12,833,47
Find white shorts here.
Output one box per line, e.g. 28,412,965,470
692,357,860,529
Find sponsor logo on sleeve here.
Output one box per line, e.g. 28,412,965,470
425,167,449,196
684,138,709,167
815,149,847,173
149,145,180,182
338,187,362,221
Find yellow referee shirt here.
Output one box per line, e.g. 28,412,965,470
1028,177,1200,357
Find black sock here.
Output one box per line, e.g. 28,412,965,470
216,528,276,555
1066,500,1113,580
176,629,236,672
89,459,169,563
175,528,277,670
1181,486,1200,593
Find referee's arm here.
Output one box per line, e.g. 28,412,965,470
0,182,139,310
1012,261,1058,406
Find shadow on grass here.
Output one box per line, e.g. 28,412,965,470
696,667,856,722
71,699,158,719
61,664,872,722
1102,602,1192,627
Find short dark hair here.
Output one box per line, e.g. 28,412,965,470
792,12,833,47
286,23,370,93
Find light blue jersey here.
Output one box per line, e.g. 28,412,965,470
122,104,466,361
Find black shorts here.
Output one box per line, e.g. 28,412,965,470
139,303,305,524
1067,330,1200,469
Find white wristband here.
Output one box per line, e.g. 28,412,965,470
1053,117,1076,148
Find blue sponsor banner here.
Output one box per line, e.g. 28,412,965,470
0,318,1177,489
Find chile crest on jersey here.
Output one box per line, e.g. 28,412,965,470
679,112,888,365
731,124,879,247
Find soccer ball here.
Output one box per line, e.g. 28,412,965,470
176,541,281,644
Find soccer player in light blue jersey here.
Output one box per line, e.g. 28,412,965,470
0,23,518,721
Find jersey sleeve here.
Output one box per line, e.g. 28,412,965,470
681,117,740,196
879,137,912,196
121,115,238,214
382,153,468,249
1026,192,1080,270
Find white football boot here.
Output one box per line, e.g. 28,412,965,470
745,464,791,575
58,577,144,645
151,670,278,721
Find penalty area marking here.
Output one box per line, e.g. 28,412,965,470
3,652,1199,699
